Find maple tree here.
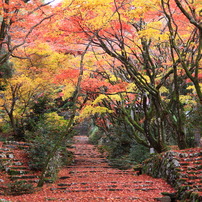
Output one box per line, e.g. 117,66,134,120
0,0,55,67
54,0,202,152
0,1,201,200
0,0,200,149
0,73,50,138
0,0,92,186
36,39,92,187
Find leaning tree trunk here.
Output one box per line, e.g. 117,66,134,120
37,41,91,187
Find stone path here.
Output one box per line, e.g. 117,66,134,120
0,136,176,201
48,135,175,201
0,141,39,195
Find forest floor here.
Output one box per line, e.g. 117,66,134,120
1,135,176,202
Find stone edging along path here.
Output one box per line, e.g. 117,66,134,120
1,136,176,201
141,147,202,201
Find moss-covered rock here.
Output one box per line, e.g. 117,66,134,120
141,148,202,201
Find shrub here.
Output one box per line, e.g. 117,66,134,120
6,181,35,195
129,144,150,164
108,157,132,170
0,199,12,202
88,126,102,144
26,112,73,181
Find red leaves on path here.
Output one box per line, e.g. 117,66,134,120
2,136,176,201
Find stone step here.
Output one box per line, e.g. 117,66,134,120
50,187,158,192
180,171,202,179
193,185,202,188
8,169,31,175
179,157,202,162
74,154,104,158
180,162,190,166
179,152,202,158
54,184,155,190
14,179,39,184
59,176,71,180
0,153,14,159
3,141,32,147
2,144,30,150
0,158,12,162
68,170,135,174
179,160,202,166
190,188,202,192
10,175,39,180
188,175,202,180
66,166,111,168
12,161,25,166
0,150,12,154
187,170,202,175
7,166,28,170
180,164,202,169
180,178,201,185
46,196,142,201
0,148,10,151
2,145,18,149
56,180,154,187
181,165,201,170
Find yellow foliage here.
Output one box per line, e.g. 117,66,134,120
179,95,196,111
138,21,169,42
12,42,72,78
61,84,76,100
62,0,116,30
126,83,136,92
187,85,196,92
159,86,169,94
78,105,113,120
109,74,118,82
92,94,123,105
192,0,202,16
142,75,151,83
44,112,68,127
0,64,56,122
108,94,123,102
187,83,202,94
92,94,108,105
127,0,160,19
1,74,49,102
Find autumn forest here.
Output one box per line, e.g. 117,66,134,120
0,0,202,201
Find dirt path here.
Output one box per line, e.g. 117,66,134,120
1,135,176,201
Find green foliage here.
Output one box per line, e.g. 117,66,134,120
102,125,135,159
129,144,150,164
189,105,202,131
88,126,101,144
90,124,150,169
185,105,202,147
0,160,4,172
0,199,12,202
6,181,35,195
106,142,150,169
28,134,55,171
0,61,14,80
24,95,55,133
0,122,13,135
108,157,132,170
26,112,73,181
31,95,52,116
28,133,72,170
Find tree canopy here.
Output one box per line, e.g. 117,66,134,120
0,0,201,163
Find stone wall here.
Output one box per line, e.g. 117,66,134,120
139,148,202,201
